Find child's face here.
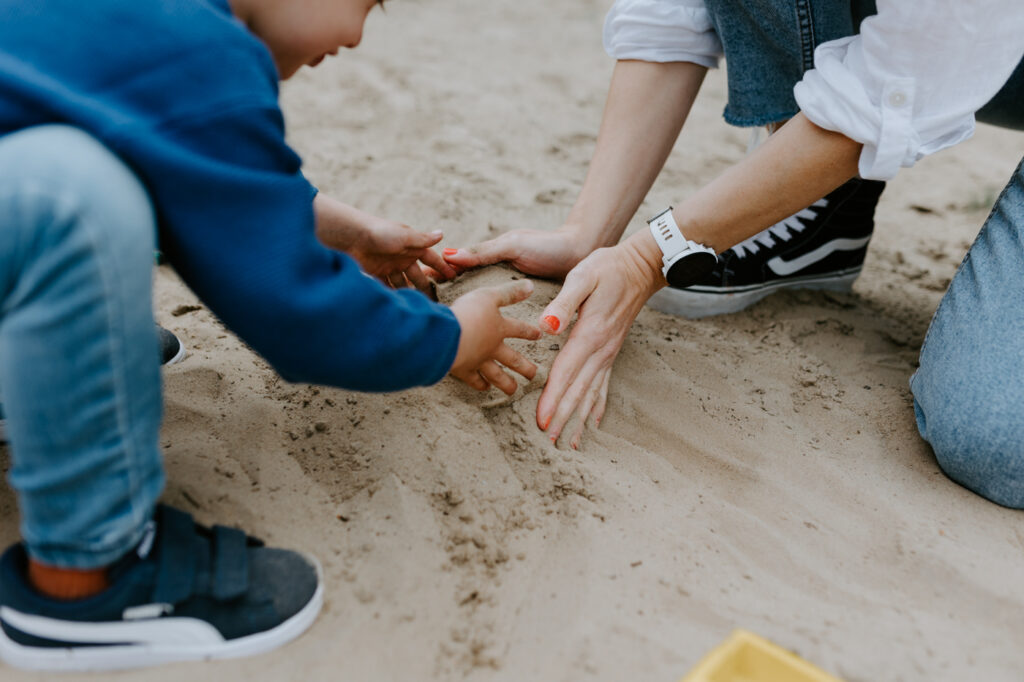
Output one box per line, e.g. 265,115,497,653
234,0,381,79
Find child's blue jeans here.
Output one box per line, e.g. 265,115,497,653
0,125,164,569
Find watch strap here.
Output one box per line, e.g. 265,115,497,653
648,207,687,267
647,207,716,270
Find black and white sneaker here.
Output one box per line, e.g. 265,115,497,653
647,178,885,318
0,505,322,671
158,326,186,366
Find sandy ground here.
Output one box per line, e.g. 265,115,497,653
3,0,1024,680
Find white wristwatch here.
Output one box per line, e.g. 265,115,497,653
647,207,718,288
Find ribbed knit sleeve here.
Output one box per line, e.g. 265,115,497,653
147,104,460,391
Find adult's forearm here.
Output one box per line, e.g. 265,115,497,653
620,113,862,293
675,113,862,253
565,60,707,251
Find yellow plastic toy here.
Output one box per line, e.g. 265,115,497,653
681,630,844,682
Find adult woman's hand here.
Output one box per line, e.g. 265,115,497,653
536,230,665,448
441,225,594,280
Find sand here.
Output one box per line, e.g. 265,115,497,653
2,1,1024,680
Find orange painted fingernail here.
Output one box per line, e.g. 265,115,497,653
544,315,560,333
443,248,458,256
541,416,551,430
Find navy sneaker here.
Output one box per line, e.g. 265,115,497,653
0,505,322,671
647,178,886,318
158,326,186,366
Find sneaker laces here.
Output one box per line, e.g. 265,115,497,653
730,198,828,259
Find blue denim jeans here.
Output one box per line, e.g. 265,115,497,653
704,0,1020,129
910,158,1024,508
0,126,164,568
702,0,876,125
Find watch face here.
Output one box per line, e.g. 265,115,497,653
665,251,718,288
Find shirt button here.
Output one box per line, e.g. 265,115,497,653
888,91,907,107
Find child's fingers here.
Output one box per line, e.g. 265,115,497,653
488,279,534,307
453,368,489,391
478,360,518,395
502,317,542,341
404,263,433,295
494,343,537,380
412,229,444,249
419,246,457,280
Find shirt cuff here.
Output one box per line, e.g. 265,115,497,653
603,0,722,68
795,37,975,181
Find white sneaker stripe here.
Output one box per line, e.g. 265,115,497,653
767,236,871,276
0,606,224,646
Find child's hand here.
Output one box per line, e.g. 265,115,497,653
315,195,457,298
346,215,457,294
449,281,542,394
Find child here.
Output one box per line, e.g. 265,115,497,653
0,0,540,670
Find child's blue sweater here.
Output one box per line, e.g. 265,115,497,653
0,0,460,391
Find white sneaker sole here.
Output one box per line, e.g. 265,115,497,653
647,269,860,319
162,340,187,366
0,555,323,672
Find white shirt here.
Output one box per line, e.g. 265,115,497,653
603,0,723,69
603,0,1024,180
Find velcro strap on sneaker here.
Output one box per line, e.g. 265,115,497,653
211,525,249,601
152,505,197,604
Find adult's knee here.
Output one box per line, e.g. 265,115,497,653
913,358,1024,509
1,125,155,262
